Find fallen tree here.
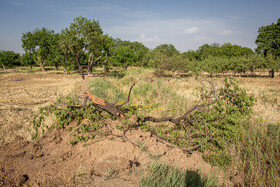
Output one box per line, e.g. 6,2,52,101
78,78,254,153
31,78,254,155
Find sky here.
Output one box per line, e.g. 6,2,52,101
0,0,279,54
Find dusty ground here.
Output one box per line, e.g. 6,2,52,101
0,71,279,186
0,73,83,144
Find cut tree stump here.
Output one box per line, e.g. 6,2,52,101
84,91,125,119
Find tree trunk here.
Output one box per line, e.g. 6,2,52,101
269,69,275,78
103,54,108,73
62,53,68,74
2,64,6,71
40,65,46,72
76,57,85,80
87,53,94,75
87,55,101,75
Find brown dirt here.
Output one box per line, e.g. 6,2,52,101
0,119,231,186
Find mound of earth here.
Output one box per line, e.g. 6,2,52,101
0,118,233,186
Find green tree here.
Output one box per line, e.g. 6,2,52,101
255,18,280,78
21,27,56,72
110,39,148,67
154,44,179,57
21,52,36,69
62,16,105,79
0,50,21,70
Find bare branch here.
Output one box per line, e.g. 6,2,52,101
117,82,136,107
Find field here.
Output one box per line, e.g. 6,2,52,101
0,67,279,186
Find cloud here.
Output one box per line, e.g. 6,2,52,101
221,29,234,35
137,33,160,43
104,17,251,51
183,27,200,34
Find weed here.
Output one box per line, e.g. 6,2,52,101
103,169,118,181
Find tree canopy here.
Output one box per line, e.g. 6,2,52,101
21,27,56,71
255,18,280,77
0,50,21,70
256,18,280,58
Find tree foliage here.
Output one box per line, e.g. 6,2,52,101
110,39,148,67
255,18,280,77
21,52,36,68
62,16,109,78
21,27,56,71
0,50,21,70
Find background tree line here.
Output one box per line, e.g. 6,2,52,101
1,17,279,78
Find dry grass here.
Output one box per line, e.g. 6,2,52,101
0,70,81,143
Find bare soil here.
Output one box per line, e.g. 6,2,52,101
0,119,230,186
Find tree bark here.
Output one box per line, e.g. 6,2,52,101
84,91,125,119
2,64,6,71
87,55,101,75
269,69,275,78
102,54,108,73
40,65,46,72
87,53,94,75
62,53,68,74
75,56,85,79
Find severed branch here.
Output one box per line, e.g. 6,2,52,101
84,91,125,119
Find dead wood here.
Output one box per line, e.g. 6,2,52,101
117,82,135,107
84,91,125,119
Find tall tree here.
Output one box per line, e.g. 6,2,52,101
21,27,56,71
62,16,105,79
255,18,280,78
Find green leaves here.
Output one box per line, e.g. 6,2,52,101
0,50,21,68
110,39,149,67
21,27,56,71
255,18,280,76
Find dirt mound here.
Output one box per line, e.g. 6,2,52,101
0,118,233,186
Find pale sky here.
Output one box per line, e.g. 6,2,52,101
0,0,279,53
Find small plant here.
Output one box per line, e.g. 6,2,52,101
30,95,108,145
103,169,118,181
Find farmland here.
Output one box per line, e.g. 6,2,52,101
0,67,279,186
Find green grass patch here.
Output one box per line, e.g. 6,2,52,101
141,162,218,187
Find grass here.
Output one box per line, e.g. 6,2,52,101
237,120,280,186
141,162,218,187
88,68,197,118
